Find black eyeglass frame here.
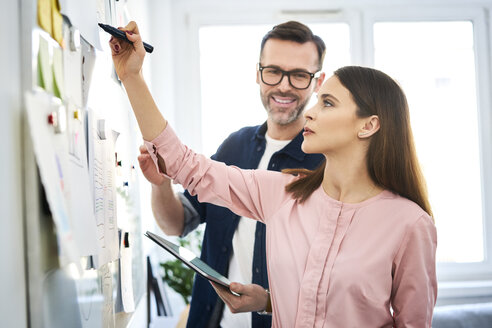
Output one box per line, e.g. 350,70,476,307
258,64,320,90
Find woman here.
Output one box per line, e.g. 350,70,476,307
110,22,437,327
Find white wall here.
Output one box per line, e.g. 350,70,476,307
0,0,27,327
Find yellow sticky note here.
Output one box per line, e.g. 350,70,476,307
51,0,64,47
37,0,52,36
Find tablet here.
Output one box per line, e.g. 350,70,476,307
145,231,232,289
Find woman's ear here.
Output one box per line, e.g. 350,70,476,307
358,115,380,139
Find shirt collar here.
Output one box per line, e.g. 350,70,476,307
252,121,306,162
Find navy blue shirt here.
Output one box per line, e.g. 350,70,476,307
184,122,324,328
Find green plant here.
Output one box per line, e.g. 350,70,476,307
160,228,203,305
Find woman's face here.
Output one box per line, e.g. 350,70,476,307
302,75,366,155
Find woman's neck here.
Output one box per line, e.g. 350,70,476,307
321,153,381,204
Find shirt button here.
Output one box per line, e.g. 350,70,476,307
257,146,262,152
271,163,276,168
255,267,260,273
222,246,227,253
206,305,211,311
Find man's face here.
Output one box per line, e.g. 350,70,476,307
257,39,322,126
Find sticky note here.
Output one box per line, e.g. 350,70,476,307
51,0,64,47
52,46,65,99
38,35,53,93
37,0,52,36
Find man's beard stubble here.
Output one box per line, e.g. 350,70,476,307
261,91,310,126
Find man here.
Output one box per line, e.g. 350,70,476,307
139,21,326,328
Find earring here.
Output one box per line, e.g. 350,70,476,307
358,131,369,138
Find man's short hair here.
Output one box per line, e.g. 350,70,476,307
260,21,326,70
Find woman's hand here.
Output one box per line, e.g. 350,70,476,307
210,282,269,313
109,21,146,82
138,145,166,185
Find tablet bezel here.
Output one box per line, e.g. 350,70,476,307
145,231,231,289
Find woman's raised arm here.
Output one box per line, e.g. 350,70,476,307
109,21,167,141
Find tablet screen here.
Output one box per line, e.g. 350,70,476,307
145,231,231,288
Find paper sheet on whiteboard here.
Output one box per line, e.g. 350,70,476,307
87,107,119,267
24,90,78,264
25,91,99,259
59,0,102,50
65,102,98,256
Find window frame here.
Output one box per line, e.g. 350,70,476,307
362,6,492,303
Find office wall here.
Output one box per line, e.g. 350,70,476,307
0,0,27,327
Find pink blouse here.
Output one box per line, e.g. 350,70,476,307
145,125,437,328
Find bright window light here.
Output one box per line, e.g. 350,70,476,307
374,21,483,263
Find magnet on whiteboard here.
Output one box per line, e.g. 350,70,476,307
69,26,81,51
48,102,66,134
48,112,58,127
97,119,106,139
54,103,66,133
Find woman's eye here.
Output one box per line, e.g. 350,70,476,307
323,100,333,107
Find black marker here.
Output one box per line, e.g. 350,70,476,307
98,23,154,53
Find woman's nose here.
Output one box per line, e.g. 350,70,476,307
304,106,315,120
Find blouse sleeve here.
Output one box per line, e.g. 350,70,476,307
143,125,292,224
391,214,438,327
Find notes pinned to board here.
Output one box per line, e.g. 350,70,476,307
37,33,66,101
24,91,78,266
38,35,53,93
37,0,52,38
25,91,101,262
37,0,64,47
52,45,65,99
51,0,64,46
65,102,99,257
88,108,119,268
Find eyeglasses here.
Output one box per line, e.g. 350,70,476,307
258,64,319,90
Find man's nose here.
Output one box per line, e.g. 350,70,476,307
277,74,292,91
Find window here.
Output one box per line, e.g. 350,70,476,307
167,2,492,304
373,21,484,264
199,25,270,157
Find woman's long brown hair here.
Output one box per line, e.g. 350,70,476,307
284,66,432,217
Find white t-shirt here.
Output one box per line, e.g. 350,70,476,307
220,134,291,328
